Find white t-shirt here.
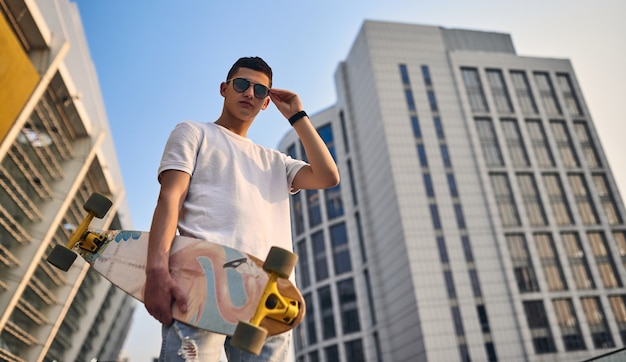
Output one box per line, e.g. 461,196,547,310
158,121,307,258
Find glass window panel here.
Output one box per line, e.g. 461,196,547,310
491,174,521,227
501,119,529,167
534,233,567,291
568,174,599,225
592,174,622,225
507,234,540,292
526,120,555,167
588,232,622,288
337,278,360,334
534,72,562,115
476,118,504,167
510,70,538,114
553,299,586,351
556,73,583,116
573,121,601,168
581,297,615,349
318,286,336,339
523,301,557,353
518,174,547,226
543,174,574,226
561,232,594,290
486,69,514,113
462,68,489,112
550,120,579,168
330,223,352,275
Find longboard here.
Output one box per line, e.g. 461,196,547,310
47,193,304,354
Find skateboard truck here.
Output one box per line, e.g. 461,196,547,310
47,193,113,271
231,246,300,355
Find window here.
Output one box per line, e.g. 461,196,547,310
608,295,626,344
592,173,621,225
581,297,615,349
568,174,598,225
291,193,305,235
306,189,322,227
330,223,352,275
477,304,491,333
405,89,417,111
553,298,586,351
417,144,428,167
526,120,555,167
534,233,566,291
447,173,458,197
451,306,465,336
433,116,445,139
454,203,466,229
469,269,482,297
476,118,504,167
556,73,583,116
534,72,562,115
543,174,573,226
318,123,336,160
491,174,521,227
518,174,547,226
561,232,594,290
440,144,451,167
462,67,489,112
337,278,360,334
588,232,622,288
507,234,540,292
444,270,457,298
297,240,310,289
318,286,336,339
461,236,474,262
324,345,339,362
437,236,449,263
427,90,438,112
424,173,435,197
550,120,579,168
345,339,366,362
347,160,358,206
510,70,538,114
325,184,344,220
573,121,601,168
312,231,328,281
399,63,411,85
411,115,422,138
421,65,432,86
523,300,557,353
613,231,626,271
430,204,441,230
486,69,514,113
304,293,317,344
501,119,529,167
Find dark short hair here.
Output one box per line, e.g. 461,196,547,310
226,57,273,87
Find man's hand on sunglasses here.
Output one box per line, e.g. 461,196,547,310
269,88,303,121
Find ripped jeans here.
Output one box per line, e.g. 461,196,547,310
160,321,291,362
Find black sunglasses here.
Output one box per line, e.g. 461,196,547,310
228,78,270,99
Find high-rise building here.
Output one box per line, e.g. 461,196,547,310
0,0,135,361
279,20,626,361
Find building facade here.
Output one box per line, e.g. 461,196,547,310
0,0,134,361
279,21,626,361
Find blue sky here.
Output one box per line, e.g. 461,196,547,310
71,0,625,360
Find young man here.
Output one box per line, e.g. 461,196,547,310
144,57,339,361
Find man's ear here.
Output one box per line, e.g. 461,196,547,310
220,82,228,97
261,97,271,110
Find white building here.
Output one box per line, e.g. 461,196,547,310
0,0,134,361
279,20,626,361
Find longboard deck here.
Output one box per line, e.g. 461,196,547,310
75,230,304,336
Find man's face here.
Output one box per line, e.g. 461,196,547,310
221,68,271,121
